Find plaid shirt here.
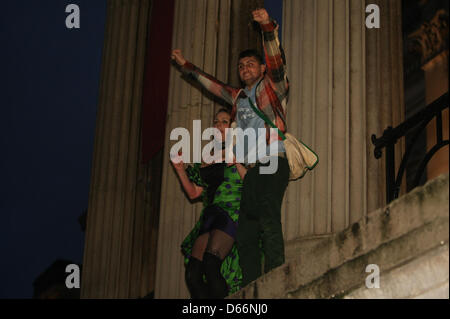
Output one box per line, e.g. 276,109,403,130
180,20,289,135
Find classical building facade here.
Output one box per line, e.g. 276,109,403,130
81,0,448,299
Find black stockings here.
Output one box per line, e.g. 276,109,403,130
185,229,234,299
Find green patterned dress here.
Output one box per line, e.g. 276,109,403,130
181,163,243,295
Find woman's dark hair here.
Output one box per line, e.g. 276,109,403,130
238,49,264,65
214,108,231,118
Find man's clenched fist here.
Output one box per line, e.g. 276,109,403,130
171,49,186,66
252,8,270,24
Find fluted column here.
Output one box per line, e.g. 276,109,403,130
154,0,262,299
365,0,405,211
228,0,263,87
281,0,404,247
154,0,231,299
81,0,157,298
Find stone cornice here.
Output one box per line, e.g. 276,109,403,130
407,9,449,66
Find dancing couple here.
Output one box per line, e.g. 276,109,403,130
170,8,290,298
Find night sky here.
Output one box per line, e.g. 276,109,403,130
0,0,282,299
0,0,106,298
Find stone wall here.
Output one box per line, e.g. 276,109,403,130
229,173,449,299
345,243,448,299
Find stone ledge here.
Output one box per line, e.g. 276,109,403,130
343,243,449,299
228,173,449,299
285,234,333,263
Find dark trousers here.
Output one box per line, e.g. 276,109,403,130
236,157,290,287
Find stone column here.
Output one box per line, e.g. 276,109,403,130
282,0,404,252
228,0,263,87
365,0,405,211
81,0,160,298
154,0,231,299
154,0,262,299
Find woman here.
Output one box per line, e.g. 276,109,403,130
171,108,247,298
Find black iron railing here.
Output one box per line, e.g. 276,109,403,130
372,92,449,204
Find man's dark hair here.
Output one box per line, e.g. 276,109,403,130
238,49,264,65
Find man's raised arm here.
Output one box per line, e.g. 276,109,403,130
171,49,239,107
253,9,289,97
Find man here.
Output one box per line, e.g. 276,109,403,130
171,8,289,287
